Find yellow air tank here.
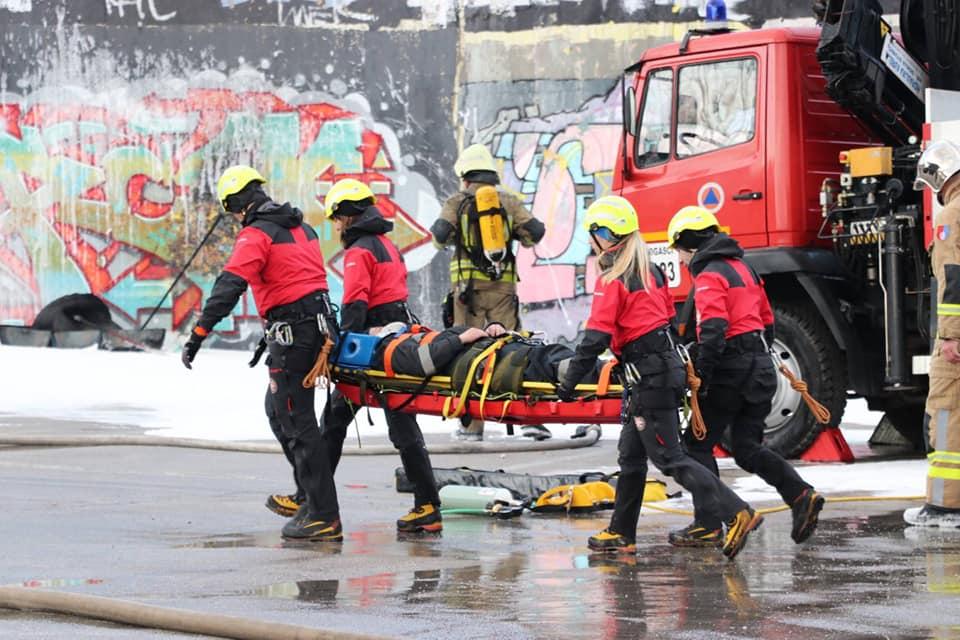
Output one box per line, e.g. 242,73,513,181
474,185,508,271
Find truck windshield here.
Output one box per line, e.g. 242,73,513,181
634,68,674,168
676,57,757,158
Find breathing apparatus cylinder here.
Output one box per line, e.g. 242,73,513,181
474,185,508,273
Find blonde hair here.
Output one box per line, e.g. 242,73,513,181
600,231,652,291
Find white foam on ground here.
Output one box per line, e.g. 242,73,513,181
0,344,599,441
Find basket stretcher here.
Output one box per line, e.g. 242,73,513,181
333,363,625,425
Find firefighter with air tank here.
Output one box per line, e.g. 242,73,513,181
430,143,547,441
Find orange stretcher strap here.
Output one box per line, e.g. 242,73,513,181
420,331,439,347
597,358,617,397
383,333,414,378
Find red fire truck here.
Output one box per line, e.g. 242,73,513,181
614,0,960,456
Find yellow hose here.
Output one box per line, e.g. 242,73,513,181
642,494,925,516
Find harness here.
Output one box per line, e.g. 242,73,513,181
453,193,516,283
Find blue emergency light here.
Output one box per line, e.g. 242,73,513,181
705,0,727,22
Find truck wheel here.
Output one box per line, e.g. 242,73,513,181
727,303,847,458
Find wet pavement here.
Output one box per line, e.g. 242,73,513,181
0,423,958,639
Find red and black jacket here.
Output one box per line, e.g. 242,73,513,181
688,233,774,386
561,262,675,391
196,200,328,333
340,206,409,332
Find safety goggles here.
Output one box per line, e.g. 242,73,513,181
588,224,620,244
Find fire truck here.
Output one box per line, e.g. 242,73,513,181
614,0,960,457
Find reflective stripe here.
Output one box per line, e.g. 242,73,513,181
933,409,950,505
928,466,960,481
417,344,436,376
938,305,960,316
929,451,960,464
450,265,518,283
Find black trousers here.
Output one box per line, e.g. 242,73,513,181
310,388,441,521
265,317,328,518
265,388,303,501
684,353,811,506
610,353,748,538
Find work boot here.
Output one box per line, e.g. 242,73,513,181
587,528,637,554
281,507,343,541
791,489,826,543
265,493,304,518
397,504,443,533
668,522,723,547
903,504,960,528
521,424,552,441
722,507,763,560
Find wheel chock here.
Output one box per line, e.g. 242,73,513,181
711,428,854,462
798,427,854,463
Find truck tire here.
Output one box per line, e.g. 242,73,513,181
727,303,847,458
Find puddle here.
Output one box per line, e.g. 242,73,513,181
9,578,104,589
214,511,960,639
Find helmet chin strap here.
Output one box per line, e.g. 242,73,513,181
590,231,627,269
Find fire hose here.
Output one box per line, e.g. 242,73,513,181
0,586,389,640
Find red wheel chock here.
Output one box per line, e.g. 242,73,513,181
798,427,854,463
711,427,854,463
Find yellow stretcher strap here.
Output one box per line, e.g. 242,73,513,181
442,336,512,419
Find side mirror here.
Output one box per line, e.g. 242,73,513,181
623,86,637,137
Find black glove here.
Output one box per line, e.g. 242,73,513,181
181,328,206,370
556,384,577,402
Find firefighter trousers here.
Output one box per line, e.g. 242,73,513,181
611,354,748,537
453,279,521,435
684,355,811,506
265,387,303,501
265,318,328,519
310,389,441,521
926,406,960,509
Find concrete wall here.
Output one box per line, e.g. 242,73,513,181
0,0,876,347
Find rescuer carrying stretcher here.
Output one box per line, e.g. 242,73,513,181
181,165,339,540
556,195,762,559
290,179,442,541
667,205,825,545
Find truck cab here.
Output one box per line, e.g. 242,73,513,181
616,26,917,456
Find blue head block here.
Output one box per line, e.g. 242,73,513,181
336,332,383,369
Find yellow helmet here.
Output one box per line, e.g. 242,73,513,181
582,195,639,237
667,205,719,247
324,178,375,219
217,165,266,210
454,143,498,178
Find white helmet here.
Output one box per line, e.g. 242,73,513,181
915,140,960,205
454,144,498,178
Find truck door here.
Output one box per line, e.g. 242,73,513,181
622,52,766,288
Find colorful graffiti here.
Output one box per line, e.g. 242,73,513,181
0,79,440,343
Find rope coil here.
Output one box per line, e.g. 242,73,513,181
684,360,708,441
777,364,832,425
302,336,335,389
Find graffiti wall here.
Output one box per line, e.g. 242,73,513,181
0,0,865,345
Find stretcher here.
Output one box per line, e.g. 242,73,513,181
333,362,625,425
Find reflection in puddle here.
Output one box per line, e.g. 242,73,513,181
209,512,960,639
14,578,104,588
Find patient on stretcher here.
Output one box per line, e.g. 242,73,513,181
336,322,603,391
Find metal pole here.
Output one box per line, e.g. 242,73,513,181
140,213,224,330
